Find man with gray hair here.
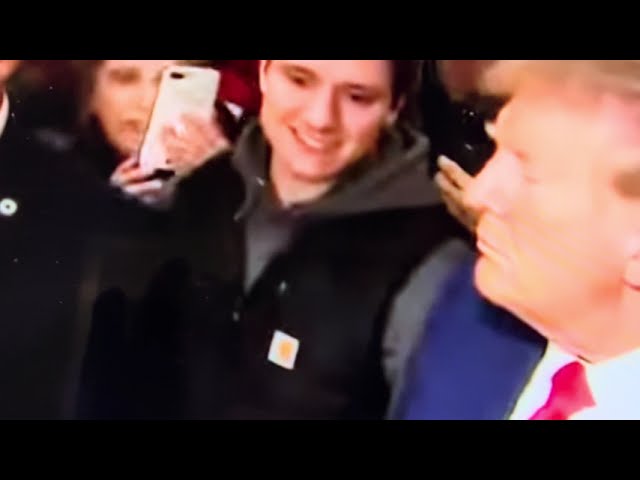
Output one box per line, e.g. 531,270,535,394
396,60,640,420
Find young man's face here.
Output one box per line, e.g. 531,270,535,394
467,77,640,344
259,60,398,187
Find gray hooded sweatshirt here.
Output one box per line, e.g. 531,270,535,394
231,121,471,415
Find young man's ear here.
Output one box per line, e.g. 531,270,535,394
386,96,405,127
258,60,271,95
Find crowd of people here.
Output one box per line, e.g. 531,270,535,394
2,59,633,420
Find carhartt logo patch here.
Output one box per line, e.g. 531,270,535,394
268,330,299,370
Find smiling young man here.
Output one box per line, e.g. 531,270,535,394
79,60,469,420
396,60,640,420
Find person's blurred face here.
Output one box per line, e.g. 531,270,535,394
91,60,179,157
466,77,640,345
0,60,21,88
259,60,399,187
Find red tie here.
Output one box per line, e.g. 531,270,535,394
529,361,596,420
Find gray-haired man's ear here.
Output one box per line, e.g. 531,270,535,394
617,251,640,343
624,254,640,291
623,235,640,290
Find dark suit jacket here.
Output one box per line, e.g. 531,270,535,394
393,254,548,420
0,104,95,419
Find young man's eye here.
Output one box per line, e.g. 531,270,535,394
288,74,309,87
348,92,375,105
109,69,138,84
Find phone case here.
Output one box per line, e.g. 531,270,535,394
138,65,221,175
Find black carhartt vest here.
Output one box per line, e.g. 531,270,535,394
80,158,468,420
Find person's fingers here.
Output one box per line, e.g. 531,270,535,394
441,188,464,219
437,172,478,232
163,137,198,167
163,130,230,176
178,113,211,138
160,124,176,147
120,179,165,197
435,171,465,205
444,196,477,232
181,114,231,154
111,157,139,176
111,166,152,188
485,121,497,139
438,155,473,189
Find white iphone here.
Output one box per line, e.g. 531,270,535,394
138,65,221,176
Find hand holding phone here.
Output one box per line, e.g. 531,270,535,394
160,112,231,178
435,155,479,233
138,65,221,176
110,157,178,208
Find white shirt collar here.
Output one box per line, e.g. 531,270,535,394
0,91,9,139
546,343,640,419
